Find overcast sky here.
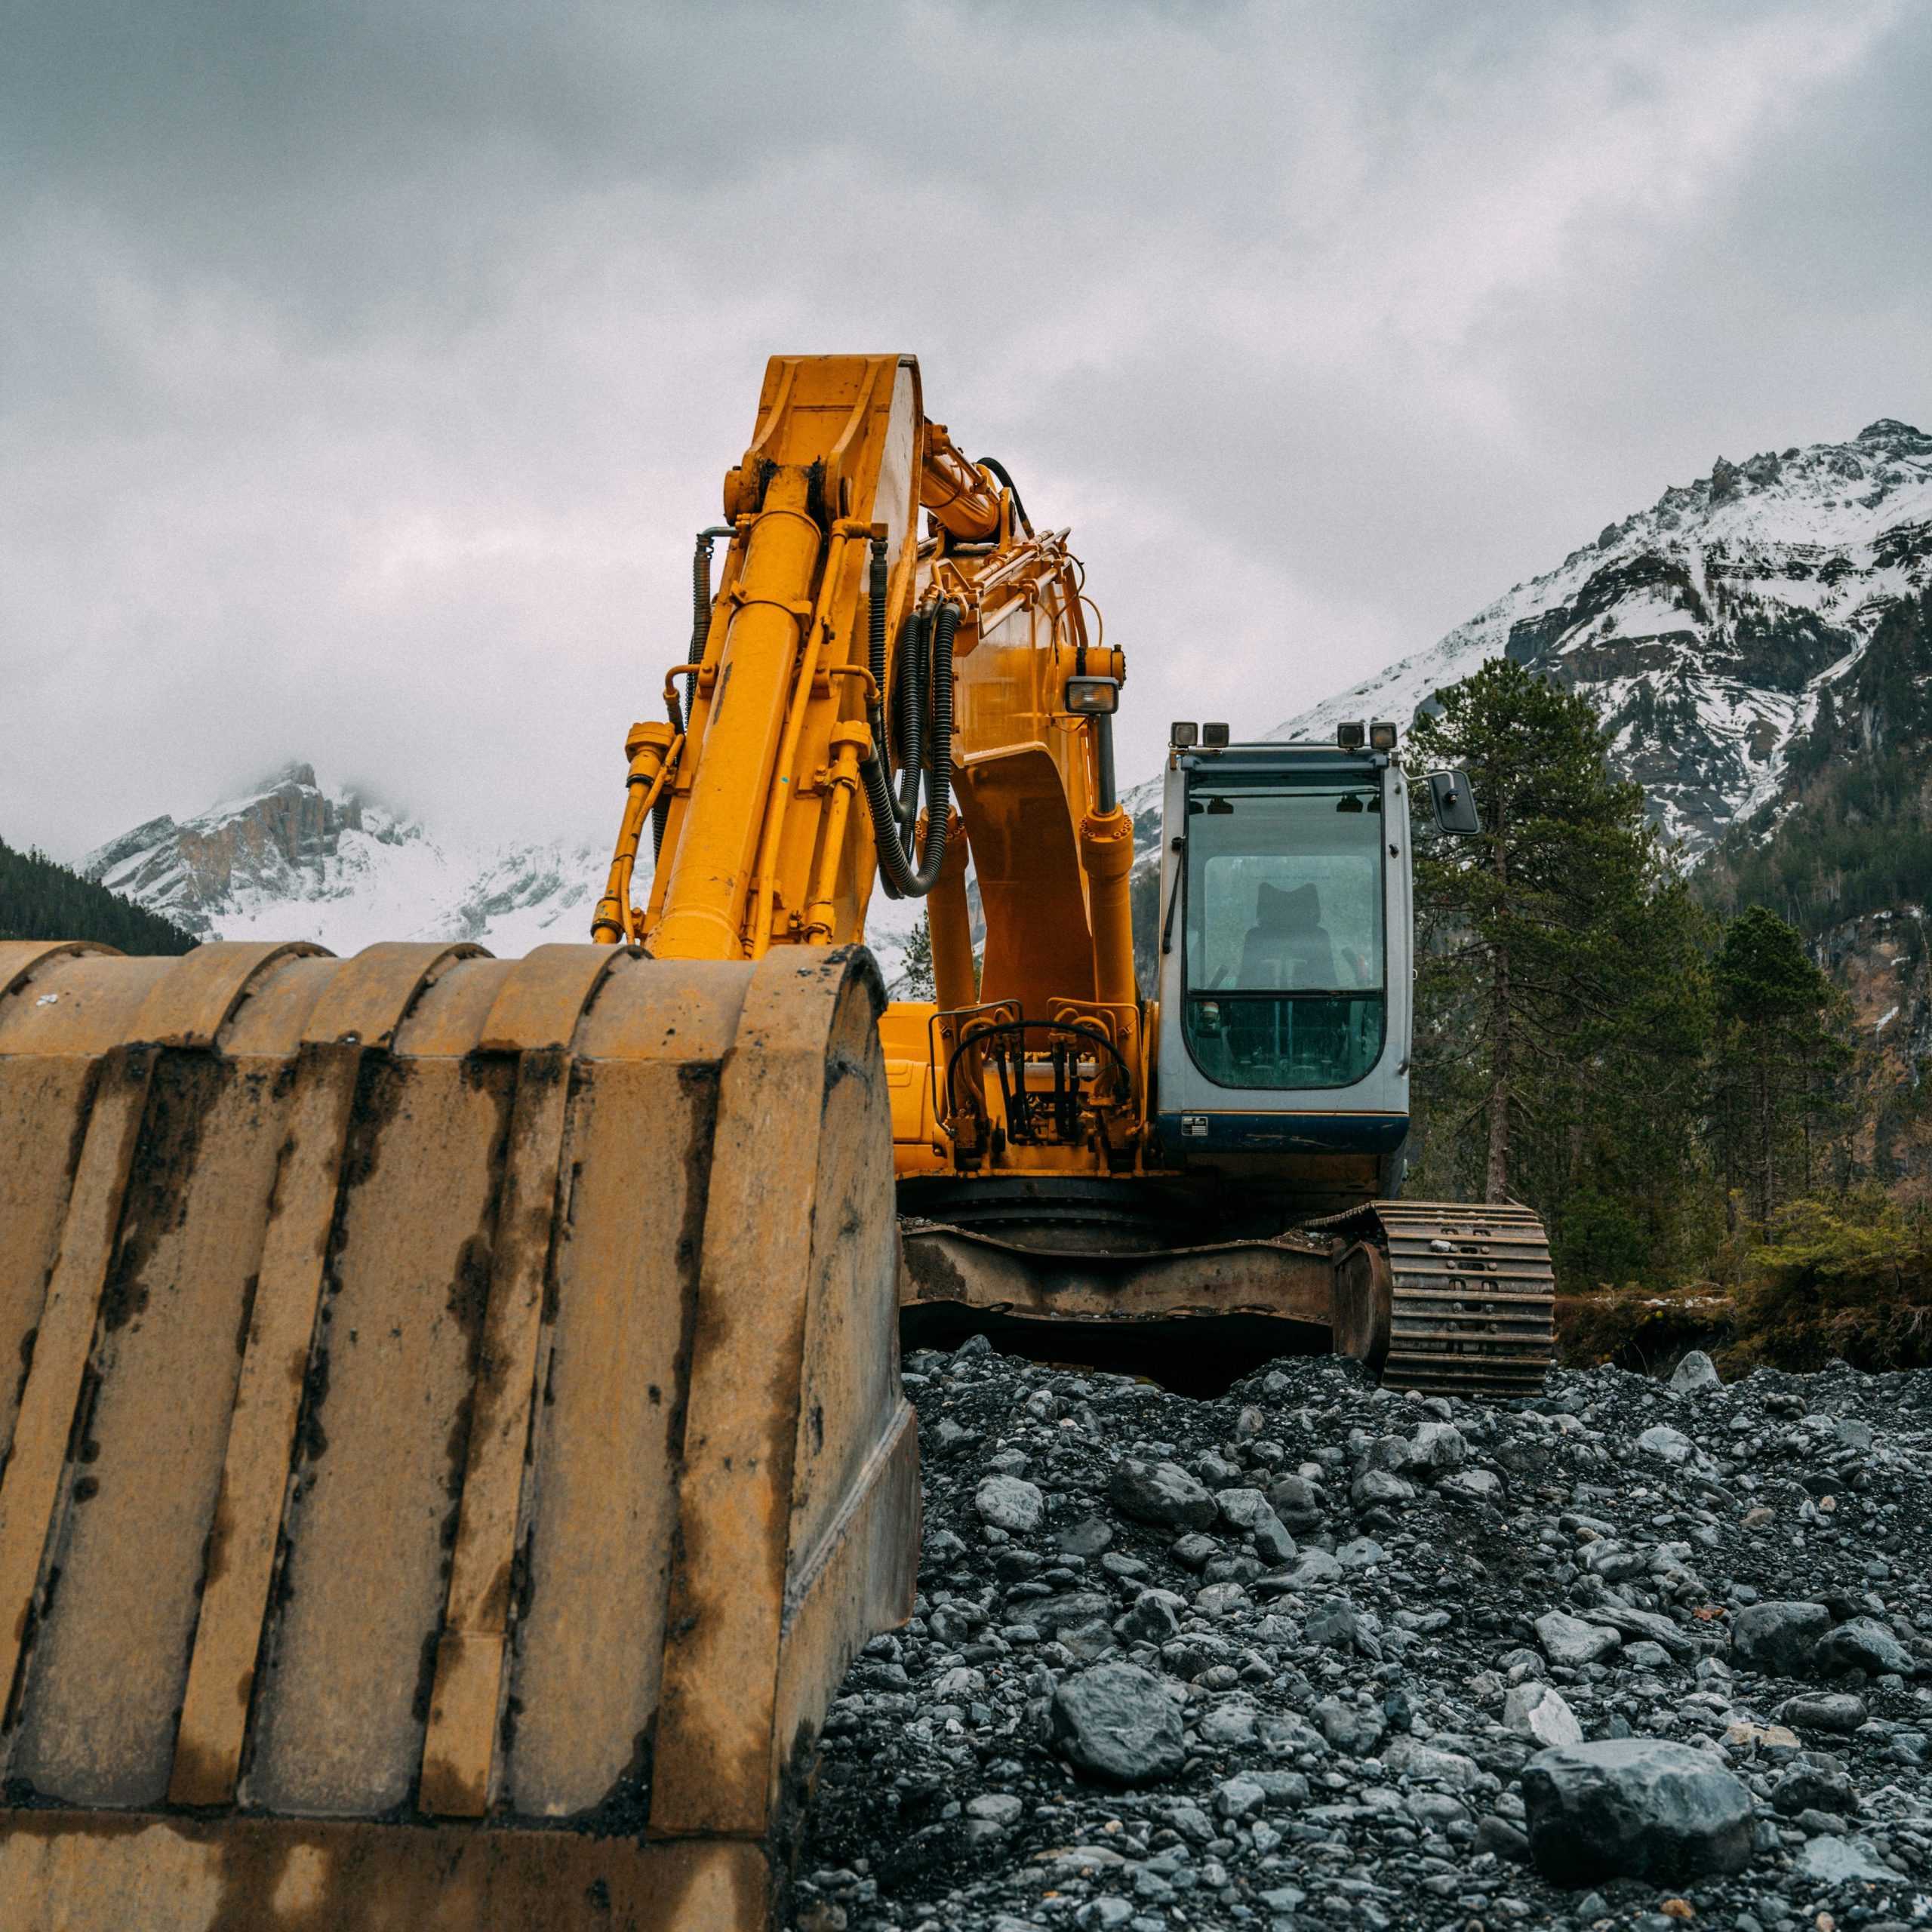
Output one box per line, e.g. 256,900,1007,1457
5,0,1930,862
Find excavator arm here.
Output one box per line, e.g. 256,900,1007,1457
592,353,1143,1166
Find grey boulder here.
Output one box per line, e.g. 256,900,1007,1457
1475,1814,1533,1863
1258,1548,1344,1592
1057,1515,1114,1557
1798,1835,1893,1884
1635,1424,1696,1464
1669,1350,1721,1394
1580,1604,1698,1662
1536,1610,1622,1667
1437,1466,1501,1499
1814,1615,1914,1678
1782,1692,1868,1734
974,1474,1044,1534
1028,1590,1115,1637
1770,1762,1857,1817
1306,1600,1383,1661
1265,1474,1324,1524
1108,1457,1218,1532
1407,1420,1468,1472
1731,1600,1829,1676
1350,1468,1416,1508
1313,1696,1386,1757
1216,1487,1297,1564
1113,1587,1188,1647
1519,1739,1754,1885
1504,1681,1583,1747
1050,1662,1186,1786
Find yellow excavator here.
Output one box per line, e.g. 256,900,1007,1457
0,354,1549,1930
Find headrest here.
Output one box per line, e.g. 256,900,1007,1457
1254,881,1321,931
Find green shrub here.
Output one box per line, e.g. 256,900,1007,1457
1724,1189,1932,1373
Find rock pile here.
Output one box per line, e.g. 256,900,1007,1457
795,1340,1932,1932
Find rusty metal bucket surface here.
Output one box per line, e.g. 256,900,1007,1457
0,939,916,1931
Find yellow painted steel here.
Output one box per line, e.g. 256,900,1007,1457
595,353,1145,1177
0,941,915,1928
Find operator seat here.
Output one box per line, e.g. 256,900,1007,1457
1240,881,1334,988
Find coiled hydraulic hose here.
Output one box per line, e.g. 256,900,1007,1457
655,525,734,857
860,537,955,898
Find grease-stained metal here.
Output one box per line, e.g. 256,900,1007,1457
0,941,913,1930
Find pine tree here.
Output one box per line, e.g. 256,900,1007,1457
1709,906,1854,1227
900,912,936,1000
0,837,196,954
1407,660,1713,1280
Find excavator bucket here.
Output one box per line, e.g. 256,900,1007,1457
0,938,916,1932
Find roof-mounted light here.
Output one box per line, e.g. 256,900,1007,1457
1337,721,1366,750
1171,721,1199,748
1201,722,1229,747
1369,720,1398,752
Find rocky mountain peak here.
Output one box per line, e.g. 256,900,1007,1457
1238,417,1932,858
1856,418,1930,452
85,764,401,937
86,764,596,955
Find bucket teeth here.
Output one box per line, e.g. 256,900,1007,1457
0,941,915,1930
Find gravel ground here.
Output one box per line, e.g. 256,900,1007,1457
793,1340,1932,1932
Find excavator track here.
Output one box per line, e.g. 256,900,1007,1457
1371,1199,1555,1401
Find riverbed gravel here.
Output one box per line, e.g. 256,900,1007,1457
793,1341,1932,1932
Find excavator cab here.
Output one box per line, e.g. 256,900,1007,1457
1152,729,1414,1211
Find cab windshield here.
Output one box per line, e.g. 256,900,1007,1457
1181,782,1386,1090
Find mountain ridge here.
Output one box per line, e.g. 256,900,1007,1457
1129,417,1932,862
85,762,601,958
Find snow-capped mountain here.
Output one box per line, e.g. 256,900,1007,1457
85,759,932,983
86,764,601,957
1134,419,1932,859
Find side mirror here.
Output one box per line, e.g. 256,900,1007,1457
1428,769,1481,836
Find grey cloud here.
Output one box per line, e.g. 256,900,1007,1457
3,0,1928,860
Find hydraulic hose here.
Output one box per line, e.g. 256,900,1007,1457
863,562,957,899
656,525,734,856
862,537,903,900
974,457,1033,536
892,608,927,835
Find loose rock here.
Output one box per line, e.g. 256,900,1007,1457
974,1475,1044,1535
1814,1614,1915,1678
1733,1599,1831,1675
1505,1680,1584,1746
1521,1739,1755,1884
1637,1424,1697,1464
1049,1663,1186,1786
1670,1350,1721,1395
1537,1608,1622,1666
1783,1692,1869,1734
1106,1457,1217,1531
802,1345,1932,1932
